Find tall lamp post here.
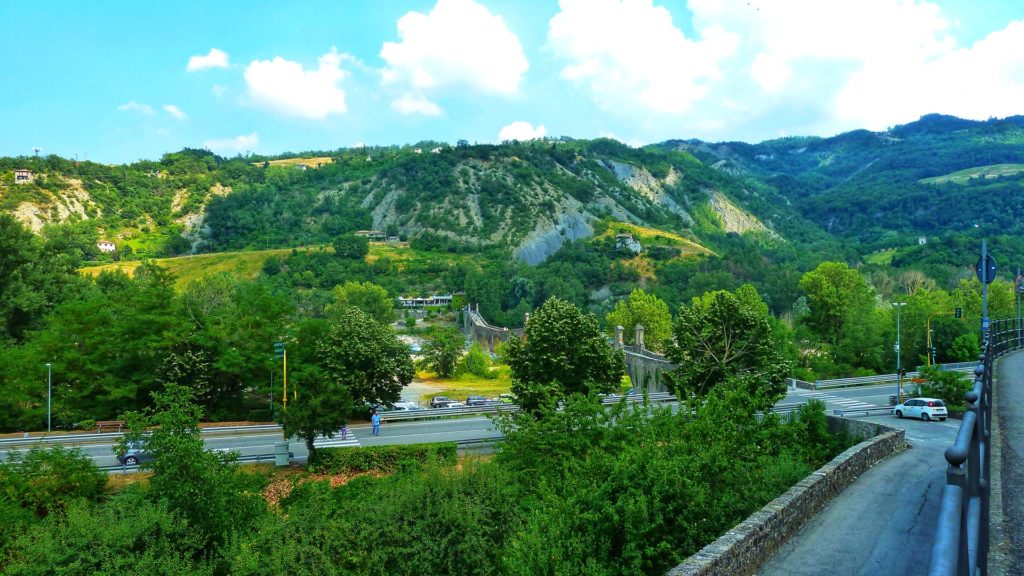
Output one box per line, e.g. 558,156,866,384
45,363,52,433
892,302,907,401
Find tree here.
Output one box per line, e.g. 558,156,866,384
316,307,414,407
605,288,672,352
282,364,352,458
119,383,262,550
420,327,465,378
664,286,791,410
332,234,369,260
799,262,875,345
949,332,981,362
505,297,624,412
328,281,394,325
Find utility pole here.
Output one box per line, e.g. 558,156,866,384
893,302,907,401
1017,266,1022,347
45,363,52,433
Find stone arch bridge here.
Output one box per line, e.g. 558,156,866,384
462,305,675,393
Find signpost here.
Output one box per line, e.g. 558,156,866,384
977,240,993,341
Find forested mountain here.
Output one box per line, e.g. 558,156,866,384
4,114,1024,301
667,114,1024,244
0,138,817,264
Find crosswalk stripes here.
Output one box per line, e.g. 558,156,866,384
314,432,361,449
794,390,880,410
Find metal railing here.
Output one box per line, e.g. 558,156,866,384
814,363,977,390
929,317,1023,575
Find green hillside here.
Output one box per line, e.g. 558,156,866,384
919,163,1024,185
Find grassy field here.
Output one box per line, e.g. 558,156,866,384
595,221,712,256
79,242,484,291
865,248,897,266
919,163,1024,185
261,157,334,168
79,246,321,289
414,366,513,403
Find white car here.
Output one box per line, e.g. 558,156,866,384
893,397,948,421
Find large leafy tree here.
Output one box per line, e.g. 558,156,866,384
328,281,395,326
282,364,352,458
420,327,465,378
605,288,672,352
332,233,369,260
0,215,86,343
316,307,414,407
120,383,262,551
665,286,791,410
799,261,875,345
505,297,624,412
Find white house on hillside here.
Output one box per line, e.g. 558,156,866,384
97,240,116,253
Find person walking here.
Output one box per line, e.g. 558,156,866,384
371,410,381,436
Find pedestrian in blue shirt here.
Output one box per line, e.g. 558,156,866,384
371,410,381,436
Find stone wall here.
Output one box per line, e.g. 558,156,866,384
666,417,907,576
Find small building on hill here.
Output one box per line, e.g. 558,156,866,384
615,233,642,254
97,240,116,253
918,236,927,245
397,294,453,308
14,169,33,184
354,230,386,240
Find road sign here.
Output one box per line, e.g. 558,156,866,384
274,342,285,358
976,255,996,284
954,307,963,319
983,318,990,331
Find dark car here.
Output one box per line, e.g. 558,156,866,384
465,395,489,406
430,396,453,408
116,440,154,466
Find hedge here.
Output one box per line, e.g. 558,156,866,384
309,442,457,474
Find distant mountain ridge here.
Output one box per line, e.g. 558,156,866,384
2,114,1023,262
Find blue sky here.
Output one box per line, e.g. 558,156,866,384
2,0,1023,163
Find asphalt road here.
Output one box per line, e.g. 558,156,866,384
0,383,901,470
758,408,960,575
0,416,502,468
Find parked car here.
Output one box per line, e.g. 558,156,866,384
465,395,489,406
116,440,153,466
384,402,423,412
430,396,452,408
893,397,948,421
446,401,466,408
496,393,516,404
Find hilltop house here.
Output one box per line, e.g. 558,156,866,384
13,169,33,184
97,240,116,253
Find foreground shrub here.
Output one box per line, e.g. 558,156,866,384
0,446,106,517
308,442,456,474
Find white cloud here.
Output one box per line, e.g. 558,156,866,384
392,94,443,116
212,84,228,98
203,132,259,154
681,0,1024,134
381,0,528,115
162,104,187,120
244,49,350,119
187,48,230,72
117,101,154,115
548,0,738,115
498,121,546,141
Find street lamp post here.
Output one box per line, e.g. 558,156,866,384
893,303,907,402
45,363,52,433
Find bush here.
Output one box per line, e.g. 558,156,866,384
919,366,972,411
0,446,106,517
308,443,457,474
459,343,495,379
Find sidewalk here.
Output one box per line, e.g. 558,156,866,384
992,350,1024,574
